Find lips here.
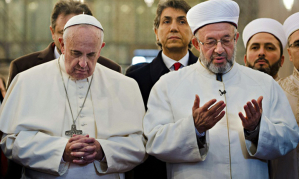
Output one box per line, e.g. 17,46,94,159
213,57,226,64
168,36,181,40
254,58,269,66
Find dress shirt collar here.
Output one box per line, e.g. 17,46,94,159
162,51,189,71
54,46,60,59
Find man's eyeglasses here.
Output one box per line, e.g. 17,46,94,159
289,40,299,48
197,34,236,49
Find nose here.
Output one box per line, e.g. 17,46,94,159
214,41,224,54
170,22,179,32
78,56,87,68
258,47,266,57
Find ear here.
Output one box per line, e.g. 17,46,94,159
192,37,200,51
235,32,240,43
50,26,55,40
280,55,285,67
287,48,293,62
59,38,65,54
101,42,106,48
244,54,248,66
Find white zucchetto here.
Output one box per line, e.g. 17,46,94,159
283,12,299,39
242,18,286,49
64,14,104,31
186,0,239,35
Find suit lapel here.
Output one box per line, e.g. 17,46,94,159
150,50,198,84
36,42,56,65
187,50,199,65
150,51,170,84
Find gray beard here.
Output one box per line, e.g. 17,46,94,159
200,46,236,73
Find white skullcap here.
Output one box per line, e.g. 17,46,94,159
283,12,299,39
187,0,239,35
64,14,104,31
242,18,286,49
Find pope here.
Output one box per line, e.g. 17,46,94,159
0,14,145,179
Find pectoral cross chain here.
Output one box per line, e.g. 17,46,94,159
65,124,82,136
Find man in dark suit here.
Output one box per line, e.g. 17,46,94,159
7,0,121,88
126,0,197,178
4,1,121,178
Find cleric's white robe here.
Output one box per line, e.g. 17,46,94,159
270,67,299,179
0,56,146,179
144,61,299,179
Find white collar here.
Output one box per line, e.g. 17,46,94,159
162,51,189,71
54,46,60,59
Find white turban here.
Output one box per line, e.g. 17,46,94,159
283,12,299,40
64,14,104,31
242,18,286,49
187,0,239,35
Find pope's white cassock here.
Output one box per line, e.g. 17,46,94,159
0,55,146,179
144,61,299,179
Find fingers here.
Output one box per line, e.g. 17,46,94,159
201,99,217,111
192,95,200,112
208,101,226,116
257,96,263,110
238,112,246,122
69,134,88,143
72,151,97,165
69,135,95,144
215,111,226,121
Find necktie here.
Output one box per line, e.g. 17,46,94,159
173,62,182,71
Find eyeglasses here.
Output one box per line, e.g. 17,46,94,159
289,40,299,48
197,34,236,49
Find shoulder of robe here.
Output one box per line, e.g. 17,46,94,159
152,63,198,91
95,63,140,87
238,64,274,85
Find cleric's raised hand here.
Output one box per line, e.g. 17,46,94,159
192,94,226,133
238,96,263,131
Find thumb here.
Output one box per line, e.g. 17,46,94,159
192,94,200,112
257,96,263,110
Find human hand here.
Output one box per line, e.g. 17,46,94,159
192,95,226,133
63,134,98,164
238,96,263,131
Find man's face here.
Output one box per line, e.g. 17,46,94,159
50,13,76,54
288,30,299,71
60,25,105,80
244,33,284,78
155,7,192,52
192,23,239,73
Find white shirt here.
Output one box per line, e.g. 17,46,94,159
162,51,189,71
54,46,60,59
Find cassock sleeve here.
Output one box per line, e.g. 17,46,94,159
245,80,299,160
0,70,70,176
144,79,209,163
1,132,69,176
